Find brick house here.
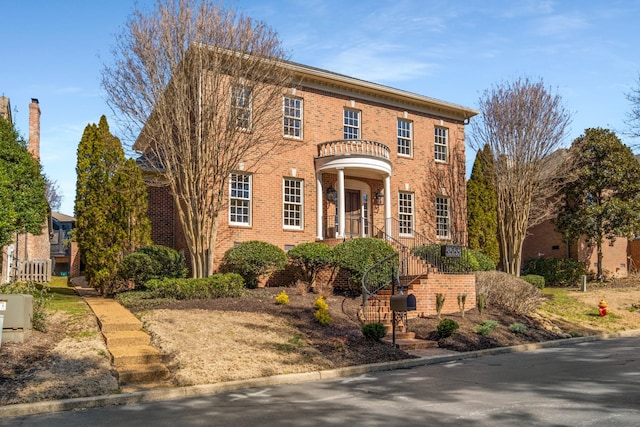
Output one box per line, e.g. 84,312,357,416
1,98,51,283
143,58,478,316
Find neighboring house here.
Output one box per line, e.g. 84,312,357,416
522,151,639,279
50,212,80,277
522,221,630,279
1,98,51,283
144,59,478,273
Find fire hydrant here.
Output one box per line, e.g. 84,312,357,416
598,299,608,317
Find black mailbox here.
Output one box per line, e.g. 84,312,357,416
390,294,416,311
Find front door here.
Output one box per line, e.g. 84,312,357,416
345,189,361,237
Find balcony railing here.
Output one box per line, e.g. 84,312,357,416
317,139,390,160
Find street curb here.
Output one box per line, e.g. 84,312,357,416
2,329,640,419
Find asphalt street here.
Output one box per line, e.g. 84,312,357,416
3,336,640,426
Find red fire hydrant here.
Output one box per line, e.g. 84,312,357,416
598,299,608,317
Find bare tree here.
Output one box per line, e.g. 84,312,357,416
626,73,640,139
44,174,63,212
102,0,294,277
470,78,571,276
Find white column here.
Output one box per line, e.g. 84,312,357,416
337,168,345,238
384,174,391,238
316,173,323,240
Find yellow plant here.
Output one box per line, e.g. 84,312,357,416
313,296,328,311
275,290,289,305
315,308,331,325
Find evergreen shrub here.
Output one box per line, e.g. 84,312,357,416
521,274,545,289
331,238,397,295
522,258,587,287
119,244,187,289
219,241,287,288
145,273,244,299
436,318,459,338
361,322,387,341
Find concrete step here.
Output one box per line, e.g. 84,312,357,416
116,363,170,384
383,337,438,350
103,330,151,347
110,345,163,367
385,331,416,340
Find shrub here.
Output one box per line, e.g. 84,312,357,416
361,322,387,341
522,257,587,287
469,250,497,271
219,241,287,288
457,293,467,318
1,282,50,332
119,244,187,289
436,318,459,338
477,293,486,315
521,274,545,290
476,271,545,315
435,293,445,320
275,290,289,305
313,296,328,311
315,308,331,325
145,273,244,299
287,242,334,290
509,322,527,333
476,319,499,336
331,238,397,295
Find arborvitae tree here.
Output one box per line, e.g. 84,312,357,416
115,158,151,255
466,145,499,264
0,117,48,249
75,116,151,294
556,128,640,281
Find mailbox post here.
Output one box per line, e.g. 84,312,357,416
389,268,416,347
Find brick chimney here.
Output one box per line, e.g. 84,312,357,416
28,98,40,161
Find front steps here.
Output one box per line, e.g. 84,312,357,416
80,294,170,386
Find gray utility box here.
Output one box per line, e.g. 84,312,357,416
0,294,34,343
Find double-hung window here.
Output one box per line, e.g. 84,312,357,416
343,109,361,139
283,97,303,138
398,192,414,236
434,127,449,162
229,173,251,226
397,119,412,156
283,178,303,229
232,86,252,130
436,196,450,239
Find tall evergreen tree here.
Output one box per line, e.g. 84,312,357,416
74,116,151,293
466,145,499,264
0,116,48,249
556,128,640,280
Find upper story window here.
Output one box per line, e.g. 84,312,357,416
283,178,303,230
229,173,251,226
434,127,449,162
436,196,450,239
343,109,361,139
231,86,252,130
397,119,412,156
398,191,414,236
283,97,303,139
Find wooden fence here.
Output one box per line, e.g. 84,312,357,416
17,259,52,283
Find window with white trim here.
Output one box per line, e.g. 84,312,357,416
434,127,449,162
343,109,361,139
398,192,414,236
231,86,252,130
283,178,303,229
397,119,412,156
283,97,303,138
436,196,450,239
229,173,251,226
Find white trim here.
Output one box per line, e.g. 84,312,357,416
283,177,304,230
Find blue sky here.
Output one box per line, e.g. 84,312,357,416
2,0,639,216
